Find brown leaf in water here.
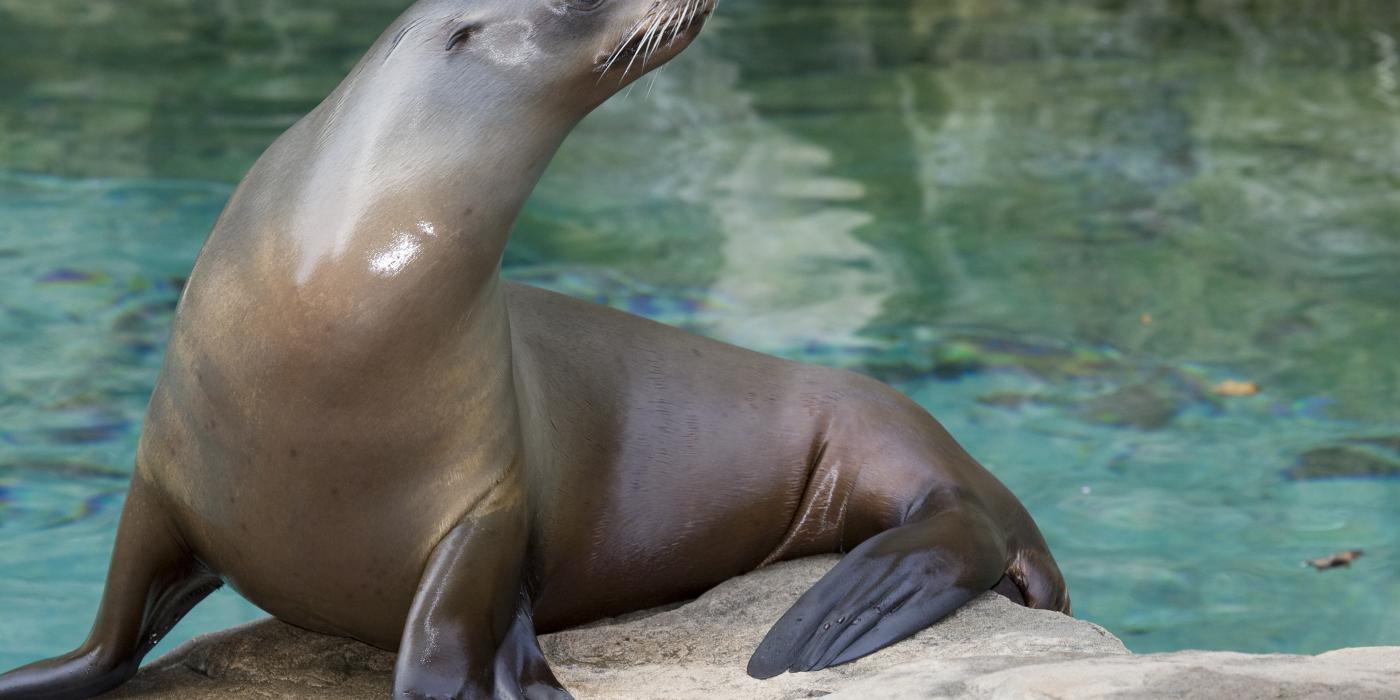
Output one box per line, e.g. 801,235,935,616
1213,380,1261,397
1306,550,1364,571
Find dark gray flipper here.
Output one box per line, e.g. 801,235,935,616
0,475,220,700
494,602,571,700
747,505,1016,679
392,497,572,700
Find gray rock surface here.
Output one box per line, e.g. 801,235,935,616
104,556,1399,699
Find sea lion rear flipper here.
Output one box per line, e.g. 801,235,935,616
0,474,221,700
746,506,1008,679
393,498,572,700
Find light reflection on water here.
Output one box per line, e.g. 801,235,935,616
1,0,1398,669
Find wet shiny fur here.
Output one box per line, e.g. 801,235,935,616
0,1,1067,698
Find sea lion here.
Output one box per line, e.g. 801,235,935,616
0,0,1069,698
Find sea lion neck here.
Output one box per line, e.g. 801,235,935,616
175,60,584,386
197,54,582,322
277,62,577,287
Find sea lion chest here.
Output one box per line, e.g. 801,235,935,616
134,257,520,648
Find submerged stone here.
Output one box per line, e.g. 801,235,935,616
37,268,106,284
1353,436,1400,455
1287,446,1400,481
1078,383,1184,430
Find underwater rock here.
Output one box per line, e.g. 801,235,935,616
975,386,1186,431
37,268,106,284
1286,446,1400,481
930,335,1120,382
1353,436,1400,454
1077,383,1184,430
874,334,1101,384
975,392,1041,409
0,461,129,530
0,459,127,481
930,341,985,379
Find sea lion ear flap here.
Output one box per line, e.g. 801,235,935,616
446,22,481,51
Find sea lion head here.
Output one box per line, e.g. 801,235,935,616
381,0,716,117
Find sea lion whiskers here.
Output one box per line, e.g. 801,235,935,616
597,14,648,78
647,2,698,64
596,4,655,79
640,10,676,69
619,14,662,78
598,0,711,81
651,0,711,64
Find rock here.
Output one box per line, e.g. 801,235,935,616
1076,383,1183,430
1287,445,1400,481
836,648,1400,700
104,556,1400,699
1355,436,1400,454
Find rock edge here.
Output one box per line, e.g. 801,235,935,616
103,557,1399,699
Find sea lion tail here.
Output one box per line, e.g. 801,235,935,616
746,505,1010,679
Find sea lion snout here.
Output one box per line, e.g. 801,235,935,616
593,0,715,81
380,0,713,111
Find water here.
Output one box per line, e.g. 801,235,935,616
2,0,1398,670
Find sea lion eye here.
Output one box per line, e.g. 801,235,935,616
446,23,479,51
565,0,605,11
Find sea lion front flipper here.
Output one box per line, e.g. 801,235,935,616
494,602,572,700
0,474,221,700
393,499,572,700
746,505,1008,679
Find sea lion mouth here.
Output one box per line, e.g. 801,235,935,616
596,0,716,79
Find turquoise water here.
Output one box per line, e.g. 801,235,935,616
2,0,1399,669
